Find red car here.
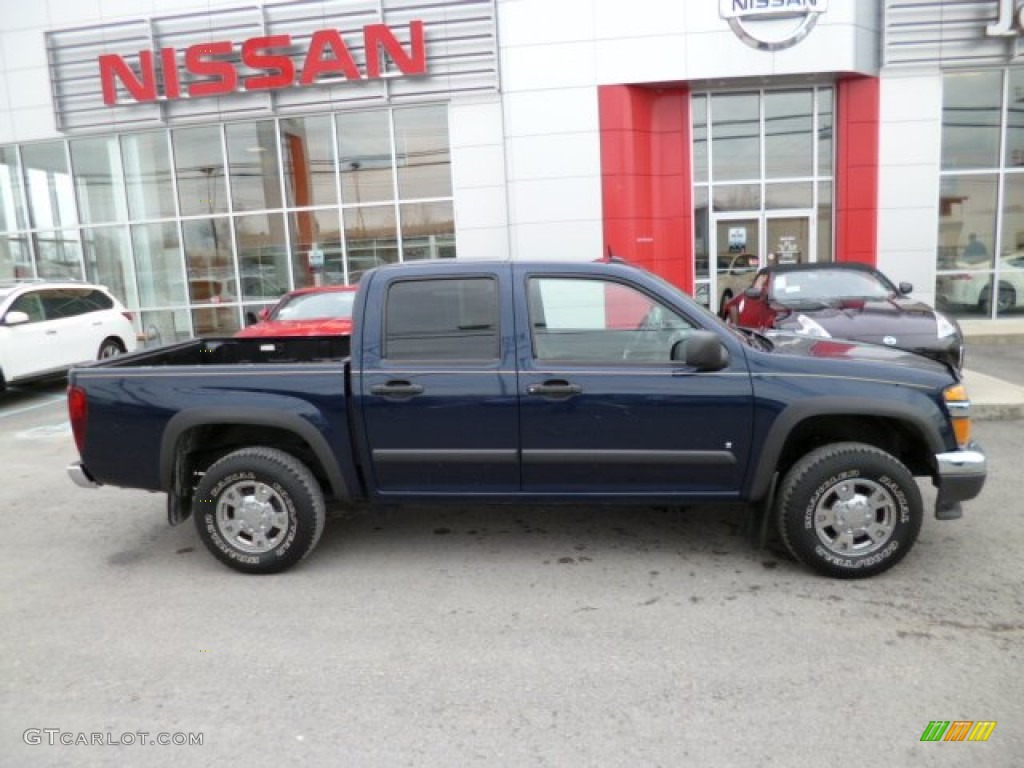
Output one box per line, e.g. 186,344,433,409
721,262,964,369
236,285,358,338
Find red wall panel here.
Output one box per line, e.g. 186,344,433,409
835,76,880,266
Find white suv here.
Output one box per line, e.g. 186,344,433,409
0,280,137,391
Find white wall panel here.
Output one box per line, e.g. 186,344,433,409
508,177,600,225
499,41,596,92
502,87,597,137
48,0,103,27
510,220,603,261
453,226,511,260
453,184,509,231
449,100,504,149
593,0,686,39
498,0,595,46
452,144,507,190
506,132,599,182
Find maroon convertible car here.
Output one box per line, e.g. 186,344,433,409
721,262,964,370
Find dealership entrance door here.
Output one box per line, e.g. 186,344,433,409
711,211,812,316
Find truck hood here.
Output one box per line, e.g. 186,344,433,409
763,331,950,373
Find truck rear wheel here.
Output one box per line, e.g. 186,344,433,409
775,442,922,579
193,447,326,574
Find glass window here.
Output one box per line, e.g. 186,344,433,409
937,175,997,269
394,105,451,199
192,306,239,337
182,218,235,304
818,182,833,262
122,131,176,220
400,201,455,260
131,222,187,308
817,87,834,176
344,205,397,283
0,235,32,279
691,95,708,184
713,184,761,212
226,121,283,212
765,90,813,179
765,182,813,209
338,110,393,203
33,230,82,279
0,146,28,233
281,116,337,208
10,291,45,322
694,187,709,281
139,309,191,347
528,277,693,364
70,137,128,224
384,278,498,361
942,71,1002,171
22,142,77,230
83,226,133,306
289,208,343,288
235,212,289,301
174,126,227,217
711,93,760,181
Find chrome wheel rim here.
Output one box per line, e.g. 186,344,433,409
215,480,290,554
99,344,120,359
813,477,896,557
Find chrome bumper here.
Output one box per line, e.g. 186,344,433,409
933,442,986,519
67,462,101,489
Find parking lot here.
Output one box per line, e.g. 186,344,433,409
1,379,1022,767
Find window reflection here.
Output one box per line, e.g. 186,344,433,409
182,217,235,304
394,105,452,198
122,132,176,220
344,205,397,282
818,88,833,176
338,110,393,203
691,95,708,184
400,201,454,260
711,93,760,181
289,208,343,287
174,126,227,217
765,91,813,178
227,121,283,212
0,147,27,233
33,230,83,279
0,235,31,279
942,71,1002,171
281,116,337,208
235,212,289,301
22,142,77,230
131,222,187,308
83,226,132,306
71,137,128,224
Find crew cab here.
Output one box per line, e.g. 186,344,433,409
66,260,987,578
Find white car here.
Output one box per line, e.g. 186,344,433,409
937,253,1024,313
0,280,138,391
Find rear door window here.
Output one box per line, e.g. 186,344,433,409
384,278,499,361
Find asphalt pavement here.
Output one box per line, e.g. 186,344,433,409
959,319,1024,421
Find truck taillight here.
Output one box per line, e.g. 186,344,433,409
68,385,88,454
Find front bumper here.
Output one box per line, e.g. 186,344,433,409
933,441,986,519
67,461,101,489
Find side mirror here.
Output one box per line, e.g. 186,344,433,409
898,281,913,295
671,330,729,371
3,310,29,326
744,287,763,299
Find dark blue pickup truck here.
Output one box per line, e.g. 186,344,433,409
66,260,986,578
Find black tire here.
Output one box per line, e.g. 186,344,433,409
98,338,125,359
775,442,922,579
978,281,1016,315
193,447,326,574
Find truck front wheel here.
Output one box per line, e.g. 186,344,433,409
775,442,922,579
193,447,326,574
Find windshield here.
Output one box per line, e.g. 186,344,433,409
271,291,356,321
770,269,895,303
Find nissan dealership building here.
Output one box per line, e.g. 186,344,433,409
0,0,1022,341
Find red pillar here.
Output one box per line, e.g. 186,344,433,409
835,76,880,266
598,85,693,291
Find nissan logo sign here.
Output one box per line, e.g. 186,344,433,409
719,0,829,52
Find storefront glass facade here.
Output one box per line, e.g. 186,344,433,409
0,103,455,342
936,69,1024,318
690,87,834,313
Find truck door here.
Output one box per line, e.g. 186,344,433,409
517,272,753,497
359,268,519,496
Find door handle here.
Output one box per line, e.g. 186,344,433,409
527,380,583,397
370,381,424,398
46,329,58,335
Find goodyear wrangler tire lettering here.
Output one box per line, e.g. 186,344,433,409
193,447,326,574
776,442,922,579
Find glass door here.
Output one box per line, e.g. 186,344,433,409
713,216,761,317
766,214,813,266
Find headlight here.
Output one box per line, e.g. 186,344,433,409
935,312,958,339
794,314,832,338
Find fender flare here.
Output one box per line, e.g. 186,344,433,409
159,407,349,499
747,396,946,501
